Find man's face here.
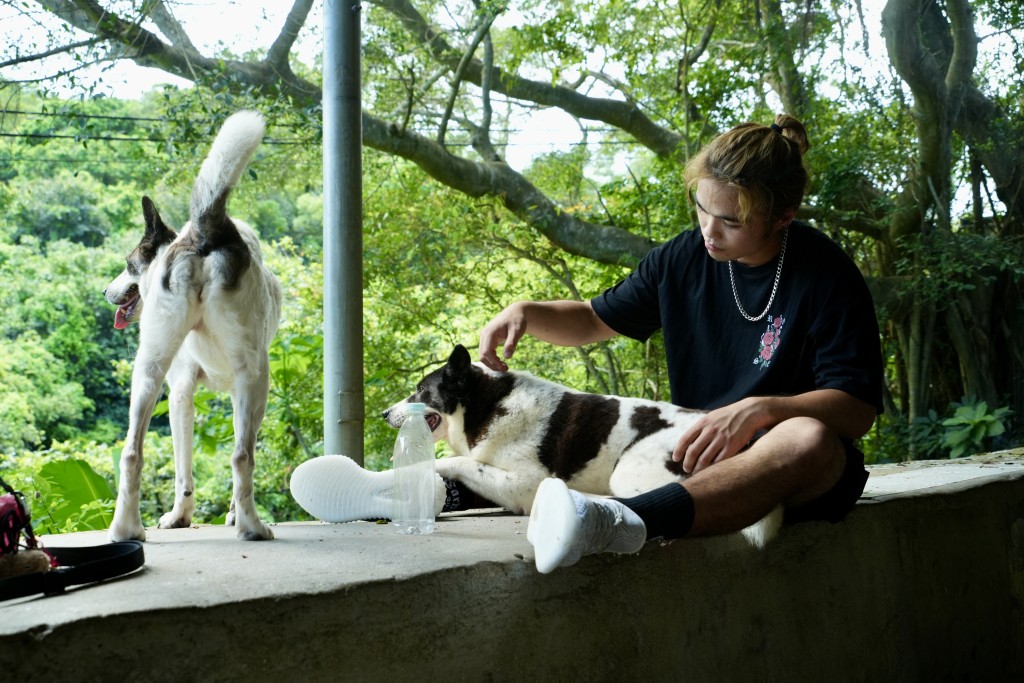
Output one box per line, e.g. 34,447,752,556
695,178,785,267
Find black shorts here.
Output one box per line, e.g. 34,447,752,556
782,439,869,525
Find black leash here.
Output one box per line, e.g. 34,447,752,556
0,540,145,601
1,475,146,601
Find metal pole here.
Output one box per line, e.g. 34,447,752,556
322,0,364,463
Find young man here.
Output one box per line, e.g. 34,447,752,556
479,116,883,573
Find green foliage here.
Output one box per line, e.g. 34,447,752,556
855,412,904,465
863,396,1016,464
6,170,114,247
1,441,117,535
894,230,1024,303
248,196,296,242
895,398,1014,461
523,147,589,206
289,193,324,244
34,458,115,533
910,409,948,460
0,94,168,189
0,332,91,454
940,398,1012,459
0,236,137,441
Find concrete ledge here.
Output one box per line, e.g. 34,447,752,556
3,453,1023,682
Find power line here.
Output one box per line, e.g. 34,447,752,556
0,107,643,171
0,129,639,148
0,153,321,167
0,108,627,142
0,108,311,144
0,108,166,123
0,130,309,145
0,155,155,165
0,131,164,142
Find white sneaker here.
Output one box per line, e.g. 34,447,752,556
290,455,445,522
527,478,647,574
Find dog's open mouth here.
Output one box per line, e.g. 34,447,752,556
113,288,141,330
425,413,442,432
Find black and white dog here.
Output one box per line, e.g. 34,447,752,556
104,111,281,542
384,345,781,546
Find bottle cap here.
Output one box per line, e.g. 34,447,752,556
406,402,426,412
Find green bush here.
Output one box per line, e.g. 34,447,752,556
940,397,1012,459
1,441,117,535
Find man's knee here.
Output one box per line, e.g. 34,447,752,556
767,417,846,502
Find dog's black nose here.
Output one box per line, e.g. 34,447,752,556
381,409,391,420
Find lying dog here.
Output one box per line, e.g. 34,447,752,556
383,344,781,546
104,111,281,542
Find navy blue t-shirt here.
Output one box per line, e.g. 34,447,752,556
591,221,883,412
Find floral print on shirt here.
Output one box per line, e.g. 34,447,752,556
753,315,785,369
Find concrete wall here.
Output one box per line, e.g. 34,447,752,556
2,465,1022,682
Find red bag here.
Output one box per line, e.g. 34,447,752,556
0,476,144,601
0,477,37,557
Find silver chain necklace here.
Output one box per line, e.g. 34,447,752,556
727,228,789,322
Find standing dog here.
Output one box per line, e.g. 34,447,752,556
104,111,281,542
384,344,781,546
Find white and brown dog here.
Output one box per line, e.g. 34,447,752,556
104,111,281,541
382,345,781,546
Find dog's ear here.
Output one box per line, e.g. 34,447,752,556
444,345,472,398
446,345,472,373
141,196,175,242
444,345,473,388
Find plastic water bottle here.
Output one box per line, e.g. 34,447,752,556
391,403,436,534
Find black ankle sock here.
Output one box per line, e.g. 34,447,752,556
441,479,499,512
614,483,694,540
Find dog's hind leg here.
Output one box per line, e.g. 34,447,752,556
226,363,274,540
607,446,683,499
157,360,200,529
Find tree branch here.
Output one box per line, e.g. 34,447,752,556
437,8,500,146
881,0,947,98
369,0,683,158
35,0,164,60
146,0,195,51
267,0,315,71
0,38,98,69
797,205,885,241
17,1,657,266
479,22,493,140
942,0,977,122
364,114,656,266
678,0,721,68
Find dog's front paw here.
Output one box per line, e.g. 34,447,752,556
435,455,473,479
158,510,193,529
109,519,146,542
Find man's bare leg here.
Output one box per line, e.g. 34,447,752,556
684,416,847,536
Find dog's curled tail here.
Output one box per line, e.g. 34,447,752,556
740,504,784,549
190,110,265,223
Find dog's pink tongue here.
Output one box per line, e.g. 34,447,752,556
114,307,129,330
